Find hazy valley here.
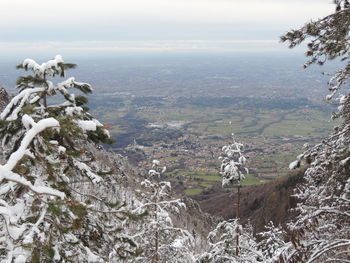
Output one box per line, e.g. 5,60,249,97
0,53,337,199
66,54,337,197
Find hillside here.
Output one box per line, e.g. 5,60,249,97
194,169,305,232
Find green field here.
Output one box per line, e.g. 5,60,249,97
184,188,203,195
169,169,268,196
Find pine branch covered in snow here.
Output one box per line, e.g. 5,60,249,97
280,3,350,262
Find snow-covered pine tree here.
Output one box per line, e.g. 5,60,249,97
197,219,263,263
0,55,138,262
197,135,264,263
219,133,248,212
219,133,248,255
123,160,195,263
280,2,350,262
258,221,286,262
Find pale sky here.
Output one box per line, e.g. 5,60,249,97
0,0,334,56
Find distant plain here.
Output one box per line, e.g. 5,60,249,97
0,52,338,195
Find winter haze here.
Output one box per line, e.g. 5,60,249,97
0,0,333,57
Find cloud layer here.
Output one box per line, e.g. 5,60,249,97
0,0,332,41
0,0,333,56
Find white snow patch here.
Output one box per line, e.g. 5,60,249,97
73,160,102,184
289,160,300,170
77,120,97,131
65,106,83,116
14,255,26,263
58,146,66,154
172,239,183,248
85,247,103,263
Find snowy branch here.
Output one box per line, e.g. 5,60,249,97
0,87,45,121
0,115,65,199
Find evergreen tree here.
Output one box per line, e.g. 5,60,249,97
258,221,286,261
0,55,134,262
281,2,350,262
197,135,264,262
197,219,262,263
219,133,248,256
124,160,195,263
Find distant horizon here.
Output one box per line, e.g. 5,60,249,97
0,49,335,94
0,0,333,59
0,39,306,61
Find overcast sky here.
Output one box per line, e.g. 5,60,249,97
0,0,334,56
